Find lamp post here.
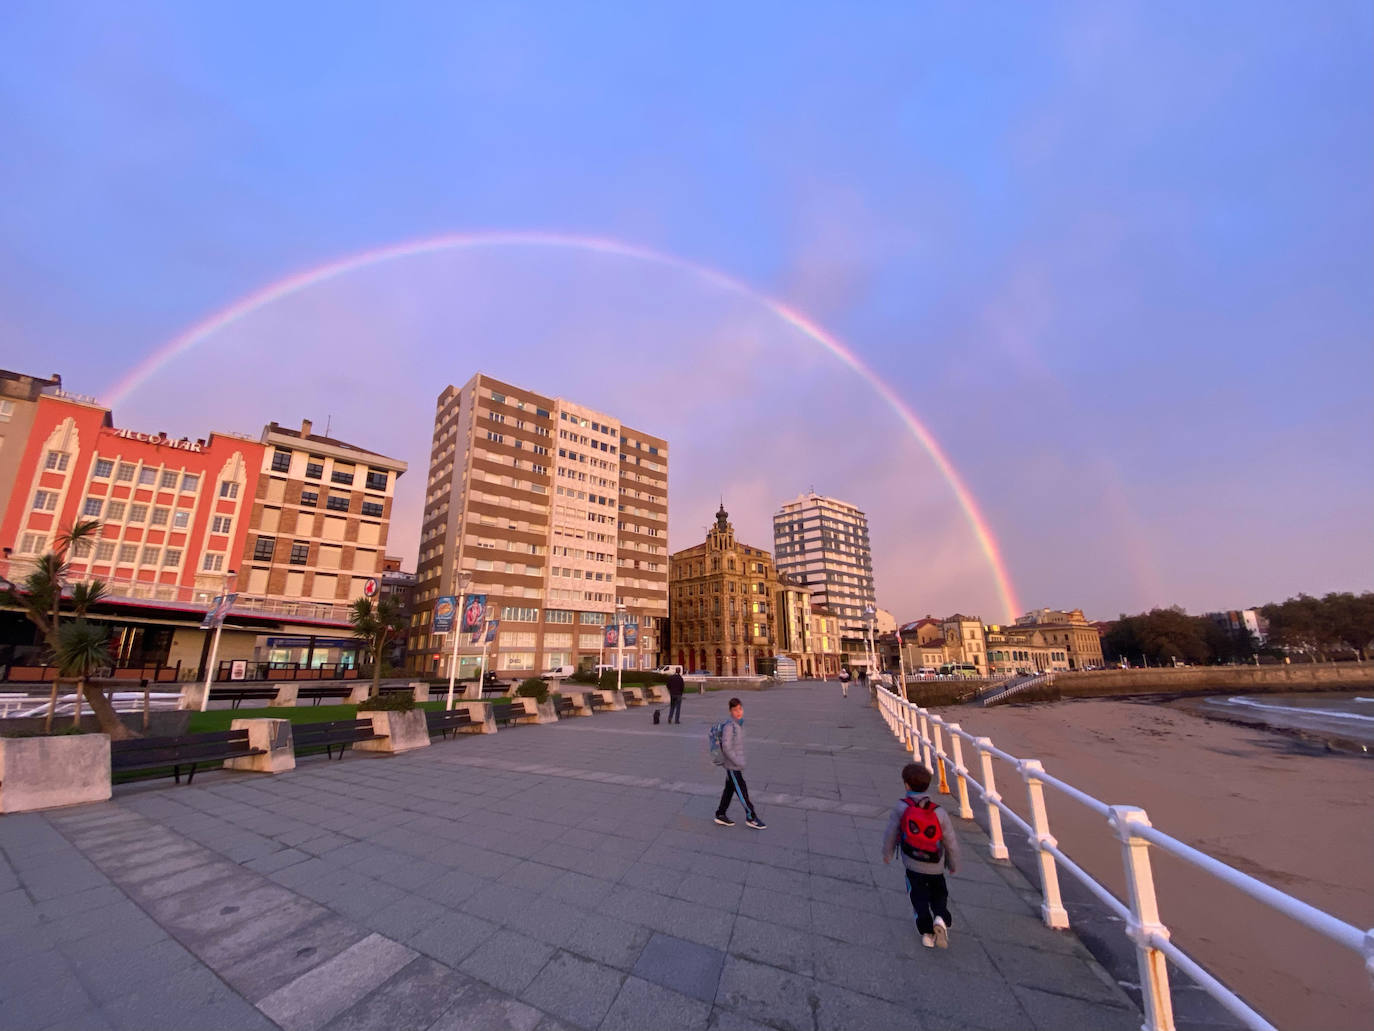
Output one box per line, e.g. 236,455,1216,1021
199,568,237,712
615,599,627,693
445,570,471,710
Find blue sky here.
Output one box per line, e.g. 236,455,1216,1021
2,1,1370,620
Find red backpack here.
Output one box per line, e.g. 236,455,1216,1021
899,796,945,863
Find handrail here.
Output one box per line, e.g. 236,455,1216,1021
872,685,1372,1031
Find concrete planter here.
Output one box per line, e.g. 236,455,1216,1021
354,709,432,753
0,734,111,814
592,689,628,711
558,692,595,717
408,682,432,703
621,687,647,707
224,719,296,774
643,684,670,704
454,701,497,733
512,697,558,724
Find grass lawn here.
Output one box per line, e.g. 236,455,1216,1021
184,698,527,733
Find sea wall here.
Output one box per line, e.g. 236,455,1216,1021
1054,663,1374,698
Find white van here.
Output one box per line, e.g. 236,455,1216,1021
653,665,685,676
540,665,576,680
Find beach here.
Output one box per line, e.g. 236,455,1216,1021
931,696,1374,1031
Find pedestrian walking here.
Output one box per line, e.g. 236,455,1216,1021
838,666,851,698
857,667,868,698
666,670,685,724
882,762,962,949
709,698,765,829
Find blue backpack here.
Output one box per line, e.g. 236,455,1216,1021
707,720,728,765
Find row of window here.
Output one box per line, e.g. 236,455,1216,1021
488,391,552,420
269,449,391,491
252,537,311,565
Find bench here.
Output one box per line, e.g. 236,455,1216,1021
480,685,512,700
586,693,610,711
297,685,356,705
292,719,382,760
426,709,475,739
553,697,577,719
487,702,524,727
211,687,281,710
111,730,265,785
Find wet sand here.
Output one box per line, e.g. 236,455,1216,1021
931,697,1374,1031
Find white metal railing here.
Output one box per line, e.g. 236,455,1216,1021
873,685,1373,1031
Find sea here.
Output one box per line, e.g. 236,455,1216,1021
1199,691,1374,750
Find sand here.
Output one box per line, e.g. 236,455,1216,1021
930,697,1374,1031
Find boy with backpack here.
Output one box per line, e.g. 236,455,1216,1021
882,762,961,948
708,698,765,829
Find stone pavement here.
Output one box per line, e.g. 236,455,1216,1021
0,683,1143,1030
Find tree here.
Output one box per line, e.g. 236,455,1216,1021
349,596,406,698
1322,592,1374,661
53,619,135,740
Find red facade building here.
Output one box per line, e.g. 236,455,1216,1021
0,394,265,603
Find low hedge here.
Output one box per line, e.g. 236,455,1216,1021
516,677,549,704
357,693,416,712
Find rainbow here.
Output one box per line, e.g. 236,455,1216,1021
104,231,1020,618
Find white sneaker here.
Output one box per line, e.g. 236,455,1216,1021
933,916,949,949
921,933,935,949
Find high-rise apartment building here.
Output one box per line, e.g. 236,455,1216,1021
0,368,63,519
409,374,668,676
772,491,876,632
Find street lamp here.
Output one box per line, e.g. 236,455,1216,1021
199,568,237,712
615,599,627,693
445,569,471,710
863,605,876,677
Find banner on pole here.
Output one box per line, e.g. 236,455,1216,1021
604,623,618,648
623,621,639,647
460,594,487,633
432,596,457,633
200,593,237,629
484,620,499,643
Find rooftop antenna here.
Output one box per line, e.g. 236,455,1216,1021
324,414,333,437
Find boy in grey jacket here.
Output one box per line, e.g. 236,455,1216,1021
714,698,765,829
882,762,962,948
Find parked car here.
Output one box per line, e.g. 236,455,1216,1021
690,669,712,676
653,665,685,676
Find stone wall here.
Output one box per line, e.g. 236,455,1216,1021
1053,663,1374,698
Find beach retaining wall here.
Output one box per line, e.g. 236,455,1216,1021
1054,664,1374,697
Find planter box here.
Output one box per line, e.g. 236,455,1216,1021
354,710,432,753
558,691,595,717
621,687,647,707
512,697,558,724
224,719,295,774
457,702,498,734
0,734,111,813
592,690,628,711
643,684,670,704
408,682,432,703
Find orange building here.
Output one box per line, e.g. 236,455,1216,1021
0,393,264,604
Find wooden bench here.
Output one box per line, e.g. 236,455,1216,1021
111,730,265,785
426,709,475,739
292,719,382,760
297,685,356,705
553,697,577,719
487,702,524,727
211,686,281,710
586,693,611,711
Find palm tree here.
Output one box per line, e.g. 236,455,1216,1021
53,618,133,739
349,596,406,698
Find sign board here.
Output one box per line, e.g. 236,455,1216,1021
110,427,204,453
432,595,457,633
460,594,488,633
230,660,247,681
363,578,379,597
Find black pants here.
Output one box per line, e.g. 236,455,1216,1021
716,769,758,822
904,870,952,935
667,695,682,723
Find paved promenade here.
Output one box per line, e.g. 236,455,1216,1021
0,683,1141,1030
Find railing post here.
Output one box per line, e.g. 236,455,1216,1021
931,722,950,794
1020,759,1069,929
946,724,974,819
975,738,1009,860
903,703,917,754
1109,806,1176,1031
917,710,931,767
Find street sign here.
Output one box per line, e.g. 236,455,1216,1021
363,578,379,597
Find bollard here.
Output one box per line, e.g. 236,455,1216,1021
932,722,950,795
975,738,1009,860
1020,759,1070,928
946,724,974,819
1109,806,1176,1031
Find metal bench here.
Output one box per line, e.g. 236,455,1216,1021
296,685,356,705
426,709,475,739
553,697,576,719
210,687,281,710
111,730,265,785
487,702,522,727
292,719,382,760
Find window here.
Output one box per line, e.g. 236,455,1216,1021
202,553,224,572
365,470,388,491
163,548,182,566
253,537,276,561
579,612,603,625
181,474,199,492
300,490,318,507
360,501,384,518
95,541,115,562
18,533,45,554
504,607,539,622
289,542,309,565
219,480,239,499
330,468,354,485
141,547,161,565
81,497,103,517
160,470,178,489
490,391,505,403
326,495,350,512
151,507,169,526
32,491,57,511
115,463,135,481
44,451,70,472
129,504,148,523
545,609,574,624
118,544,137,564
271,450,292,472
93,459,114,478
0,399,12,422
212,515,232,534
305,461,324,480
139,467,157,486
172,510,190,529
